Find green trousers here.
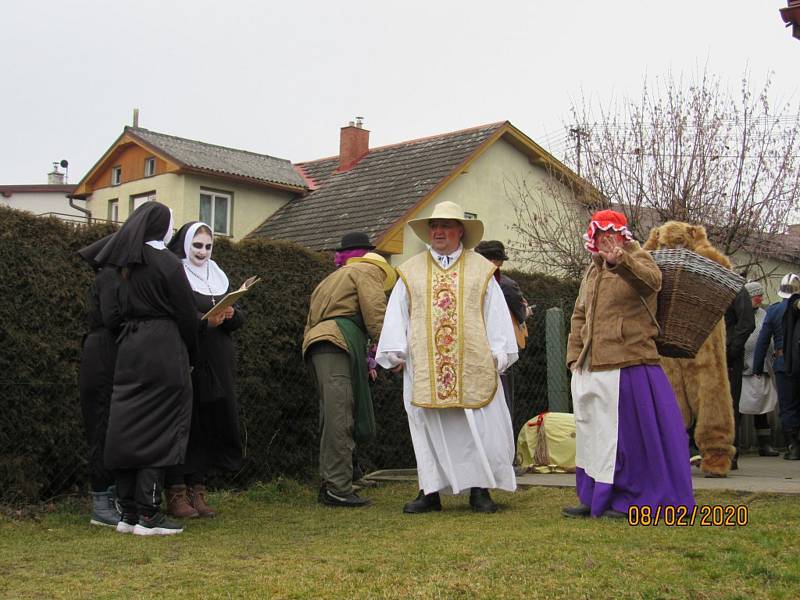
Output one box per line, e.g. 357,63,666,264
309,345,354,495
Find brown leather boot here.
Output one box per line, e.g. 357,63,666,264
189,484,216,518
166,485,199,519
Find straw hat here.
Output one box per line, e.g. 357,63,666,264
407,201,484,249
348,252,397,291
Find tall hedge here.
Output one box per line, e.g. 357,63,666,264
0,205,580,504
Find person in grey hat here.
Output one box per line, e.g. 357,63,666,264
473,240,532,421
754,273,800,460
740,281,779,457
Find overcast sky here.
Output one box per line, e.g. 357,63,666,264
2,0,798,184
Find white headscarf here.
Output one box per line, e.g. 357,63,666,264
181,222,229,297
145,208,174,250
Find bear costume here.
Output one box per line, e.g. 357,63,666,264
643,221,736,477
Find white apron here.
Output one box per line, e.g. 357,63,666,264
571,363,620,484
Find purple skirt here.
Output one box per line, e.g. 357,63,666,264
576,364,695,517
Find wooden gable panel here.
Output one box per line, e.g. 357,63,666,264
91,143,177,190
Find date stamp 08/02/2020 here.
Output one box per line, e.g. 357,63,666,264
627,504,749,526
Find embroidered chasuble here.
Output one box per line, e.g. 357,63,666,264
397,250,497,409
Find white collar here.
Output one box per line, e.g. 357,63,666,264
145,240,166,250
182,258,229,297
428,244,463,269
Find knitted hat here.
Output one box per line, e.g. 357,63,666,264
744,281,764,298
583,209,633,253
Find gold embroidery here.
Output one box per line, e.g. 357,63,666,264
430,266,460,403
403,251,498,409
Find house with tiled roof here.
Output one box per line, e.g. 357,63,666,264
251,120,581,267
73,119,582,266
1,165,78,220
72,125,306,239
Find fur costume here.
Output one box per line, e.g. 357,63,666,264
643,221,736,476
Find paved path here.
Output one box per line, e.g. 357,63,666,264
515,454,800,495
367,455,800,495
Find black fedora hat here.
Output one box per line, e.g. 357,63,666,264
474,240,509,261
338,231,375,251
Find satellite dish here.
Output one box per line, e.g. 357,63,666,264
60,159,69,168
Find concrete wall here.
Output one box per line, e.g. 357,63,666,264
86,173,183,222
1,191,85,219
731,251,800,306
180,175,292,239
85,174,293,239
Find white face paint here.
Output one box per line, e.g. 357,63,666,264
189,230,213,267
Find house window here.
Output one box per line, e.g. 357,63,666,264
111,166,122,186
130,191,156,213
144,157,156,177
108,199,119,222
464,212,478,220
199,190,231,235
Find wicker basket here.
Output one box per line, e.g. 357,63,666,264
650,249,745,359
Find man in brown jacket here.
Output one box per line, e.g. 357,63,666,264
304,247,396,507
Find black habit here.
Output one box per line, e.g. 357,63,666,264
77,257,122,491
181,289,245,475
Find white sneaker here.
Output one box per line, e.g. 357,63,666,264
132,512,184,536
116,519,136,534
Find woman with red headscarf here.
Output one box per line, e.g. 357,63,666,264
562,210,694,519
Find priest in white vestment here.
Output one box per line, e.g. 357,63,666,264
376,201,518,514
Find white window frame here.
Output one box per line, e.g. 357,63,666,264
130,191,156,213
144,157,156,177
111,166,122,186
108,199,119,222
199,190,232,236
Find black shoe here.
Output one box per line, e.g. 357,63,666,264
758,445,780,457
562,504,591,518
403,490,441,514
469,487,498,513
318,487,371,508
601,509,627,519
784,444,800,461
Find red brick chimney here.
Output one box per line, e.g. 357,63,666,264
338,117,369,172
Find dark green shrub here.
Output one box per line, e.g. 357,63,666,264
0,206,580,503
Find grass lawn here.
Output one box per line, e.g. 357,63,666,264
0,481,797,599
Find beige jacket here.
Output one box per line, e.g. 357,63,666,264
566,241,662,371
302,262,387,357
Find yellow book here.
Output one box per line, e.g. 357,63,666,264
202,276,260,320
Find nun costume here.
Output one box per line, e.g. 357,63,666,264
164,221,244,518
77,233,122,527
94,201,198,535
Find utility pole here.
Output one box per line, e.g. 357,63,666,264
569,126,590,176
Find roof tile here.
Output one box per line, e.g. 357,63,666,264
126,126,305,190
250,122,504,250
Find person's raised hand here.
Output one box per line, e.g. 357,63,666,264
598,234,624,266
